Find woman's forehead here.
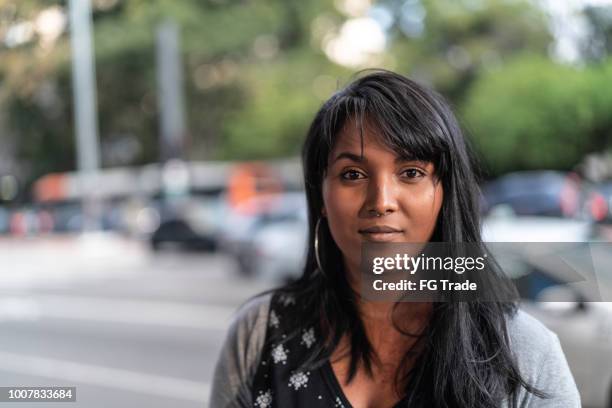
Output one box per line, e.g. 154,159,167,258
332,120,384,151
329,121,402,161
327,121,437,171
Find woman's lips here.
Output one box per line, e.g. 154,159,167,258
358,225,403,242
359,231,403,242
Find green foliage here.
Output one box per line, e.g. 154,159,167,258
0,0,340,185
1,0,609,189
386,0,552,102
220,52,349,160
463,55,612,176
582,5,612,61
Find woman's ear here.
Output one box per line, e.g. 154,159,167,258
321,207,327,217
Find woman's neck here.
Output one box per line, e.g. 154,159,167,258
343,257,432,330
357,299,432,340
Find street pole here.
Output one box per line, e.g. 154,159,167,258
69,0,101,231
156,20,186,163
156,20,189,201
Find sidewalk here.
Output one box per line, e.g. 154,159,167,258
0,233,147,289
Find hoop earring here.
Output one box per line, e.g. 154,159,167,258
314,217,326,277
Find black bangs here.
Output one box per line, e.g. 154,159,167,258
316,70,453,182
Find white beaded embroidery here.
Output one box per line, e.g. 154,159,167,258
300,327,316,349
254,389,272,408
271,343,289,365
288,371,310,390
279,294,296,306
269,310,280,329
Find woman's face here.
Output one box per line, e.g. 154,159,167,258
322,121,444,274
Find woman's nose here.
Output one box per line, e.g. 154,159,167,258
362,175,399,217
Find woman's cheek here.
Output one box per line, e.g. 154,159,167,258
419,184,444,238
326,189,360,248
328,200,354,240
326,180,360,214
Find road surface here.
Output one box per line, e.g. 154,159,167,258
0,234,273,408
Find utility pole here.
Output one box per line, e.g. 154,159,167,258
156,20,189,199
69,0,101,231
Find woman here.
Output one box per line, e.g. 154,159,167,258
209,70,580,408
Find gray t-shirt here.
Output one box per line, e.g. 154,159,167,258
209,294,581,408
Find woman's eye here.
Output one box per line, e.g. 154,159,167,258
401,168,424,179
341,169,365,180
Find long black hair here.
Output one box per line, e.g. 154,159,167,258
256,69,544,407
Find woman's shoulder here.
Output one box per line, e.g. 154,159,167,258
506,308,565,374
230,290,299,334
230,293,273,346
506,308,581,407
209,293,274,408
233,292,274,329
506,308,557,352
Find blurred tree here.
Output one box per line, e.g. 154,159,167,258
463,55,612,176
382,0,552,103
0,0,344,188
220,52,347,160
582,4,612,62
1,0,598,190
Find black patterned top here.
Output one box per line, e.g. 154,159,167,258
209,292,581,408
250,292,410,408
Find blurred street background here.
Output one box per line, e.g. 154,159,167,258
1,0,612,407
0,235,271,408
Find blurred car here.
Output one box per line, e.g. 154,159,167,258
0,206,9,234
151,218,217,251
481,171,592,219
482,212,595,242
218,191,307,277
149,195,223,252
247,200,308,282
35,200,129,234
589,181,612,242
8,206,41,235
589,182,612,223
483,212,612,408
48,202,83,233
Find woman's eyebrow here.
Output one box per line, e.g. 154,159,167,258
332,152,429,166
395,156,428,165
332,152,365,164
